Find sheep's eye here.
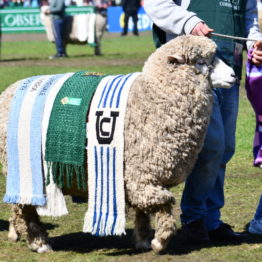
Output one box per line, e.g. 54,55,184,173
168,59,175,65
196,60,205,65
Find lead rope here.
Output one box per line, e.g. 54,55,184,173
210,32,260,85
211,32,259,42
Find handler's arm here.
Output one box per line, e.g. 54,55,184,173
144,0,205,35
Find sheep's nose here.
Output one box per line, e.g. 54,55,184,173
231,73,236,78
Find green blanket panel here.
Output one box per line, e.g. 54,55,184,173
45,71,107,190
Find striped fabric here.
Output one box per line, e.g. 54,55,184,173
83,73,141,236
37,73,74,217
4,74,64,205
76,13,96,45
246,49,262,166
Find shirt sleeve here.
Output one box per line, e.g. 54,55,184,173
246,0,262,50
143,0,203,35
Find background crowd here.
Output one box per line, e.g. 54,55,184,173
0,0,121,8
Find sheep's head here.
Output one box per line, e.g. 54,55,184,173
166,35,217,65
143,35,236,89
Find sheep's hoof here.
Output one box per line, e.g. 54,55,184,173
135,240,151,251
37,244,53,253
28,242,40,251
28,243,52,253
151,238,164,253
8,224,19,242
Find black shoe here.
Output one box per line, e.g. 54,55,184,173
208,223,246,241
49,53,68,60
133,31,139,36
183,219,210,244
121,32,127,36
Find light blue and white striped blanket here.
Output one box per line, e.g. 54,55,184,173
3,74,65,206
83,73,141,236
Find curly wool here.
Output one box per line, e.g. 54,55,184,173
124,35,215,210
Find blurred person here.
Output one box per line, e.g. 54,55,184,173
93,0,108,18
121,0,140,36
8,0,23,7
73,0,84,6
23,0,30,7
64,0,71,6
245,41,262,235
44,0,67,59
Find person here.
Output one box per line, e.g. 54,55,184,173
121,0,140,36
44,0,67,59
245,40,262,235
144,0,262,243
249,195,262,234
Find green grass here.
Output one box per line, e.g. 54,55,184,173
0,32,155,91
0,32,262,261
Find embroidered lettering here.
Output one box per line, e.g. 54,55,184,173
95,110,119,144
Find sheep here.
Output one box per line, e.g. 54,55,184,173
40,6,107,56
0,35,236,254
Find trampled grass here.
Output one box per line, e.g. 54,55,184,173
0,32,262,261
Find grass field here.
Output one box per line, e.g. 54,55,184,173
0,32,262,262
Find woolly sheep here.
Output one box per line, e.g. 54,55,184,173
40,6,107,56
0,35,236,254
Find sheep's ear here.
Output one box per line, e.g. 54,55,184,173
167,54,185,64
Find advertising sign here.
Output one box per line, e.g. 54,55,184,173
0,6,95,34
0,8,44,33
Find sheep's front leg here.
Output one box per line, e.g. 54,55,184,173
8,205,20,242
133,208,153,250
8,204,52,253
151,203,176,253
8,204,26,242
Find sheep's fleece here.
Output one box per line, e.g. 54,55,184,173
0,35,236,253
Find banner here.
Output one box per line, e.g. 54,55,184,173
0,6,152,34
107,6,152,33
0,6,95,34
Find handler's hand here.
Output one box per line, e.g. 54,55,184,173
252,41,262,66
191,22,214,37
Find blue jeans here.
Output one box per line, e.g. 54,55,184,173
254,195,262,220
180,83,239,231
52,18,66,55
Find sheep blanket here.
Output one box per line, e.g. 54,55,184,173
246,49,262,166
84,73,141,236
4,71,141,235
75,13,96,45
41,10,97,46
